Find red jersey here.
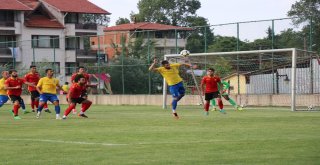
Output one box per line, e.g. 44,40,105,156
69,83,86,98
5,77,25,96
24,72,40,91
71,73,90,84
201,76,221,93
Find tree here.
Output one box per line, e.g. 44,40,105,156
135,0,201,26
116,17,130,25
185,16,214,53
288,0,320,52
83,14,110,26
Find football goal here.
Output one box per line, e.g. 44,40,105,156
162,48,320,111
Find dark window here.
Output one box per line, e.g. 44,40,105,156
0,35,16,48
65,13,79,23
0,11,14,22
32,35,59,48
155,31,163,38
65,37,80,50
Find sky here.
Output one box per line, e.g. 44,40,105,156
89,0,299,41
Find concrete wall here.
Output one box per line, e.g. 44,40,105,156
17,94,320,107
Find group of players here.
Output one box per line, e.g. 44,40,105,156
0,65,93,120
149,58,242,119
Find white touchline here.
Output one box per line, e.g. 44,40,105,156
0,138,127,146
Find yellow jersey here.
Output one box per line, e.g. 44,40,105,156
37,77,60,94
0,78,7,95
156,63,182,86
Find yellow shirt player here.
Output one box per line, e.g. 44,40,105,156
62,82,69,94
0,71,10,107
149,59,191,119
36,69,62,119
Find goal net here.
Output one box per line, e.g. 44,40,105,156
163,48,320,111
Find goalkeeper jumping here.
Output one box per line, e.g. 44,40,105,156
211,80,243,111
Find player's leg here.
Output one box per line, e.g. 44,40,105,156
10,96,21,120
177,82,185,101
204,92,213,115
222,94,240,110
36,94,48,118
215,92,226,114
210,99,217,111
43,102,51,113
78,99,92,118
0,95,9,108
169,84,180,119
62,101,76,119
19,98,30,114
49,94,61,119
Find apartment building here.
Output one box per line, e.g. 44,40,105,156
91,22,192,61
0,0,109,81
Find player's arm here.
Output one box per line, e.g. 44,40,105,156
4,84,20,90
148,58,158,72
36,79,43,94
67,88,73,104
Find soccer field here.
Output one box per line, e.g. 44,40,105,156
0,105,320,165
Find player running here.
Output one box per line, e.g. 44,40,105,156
201,68,226,115
24,65,50,113
211,80,243,111
4,70,35,119
36,68,62,119
62,74,92,119
0,71,10,108
149,58,191,119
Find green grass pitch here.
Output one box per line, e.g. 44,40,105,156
0,105,320,165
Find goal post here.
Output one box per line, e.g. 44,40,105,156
162,48,320,111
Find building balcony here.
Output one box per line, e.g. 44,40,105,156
76,49,97,59
0,48,13,58
75,23,97,30
0,21,14,27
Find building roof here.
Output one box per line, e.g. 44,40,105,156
24,15,64,28
18,0,40,9
0,0,32,11
104,22,193,32
42,0,110,14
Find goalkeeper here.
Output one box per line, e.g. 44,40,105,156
211,80,243,111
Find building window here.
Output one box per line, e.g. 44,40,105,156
0,11,14,22
32,35,59,48
65,37,79,50
65,62,76,75
65,13,79,23
155,31,163,38
0,35,16,48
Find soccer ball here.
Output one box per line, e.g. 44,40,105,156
307,105,314,110
180,49,190,57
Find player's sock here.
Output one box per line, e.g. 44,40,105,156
228,98,237,108
35,100,39,108
31,100,35,110
81,102,92,112
64,104,76,116
37,105,44,112
43,103,48,110
218,98,223,110
13,104,20,116
204,102,210,112
20,99,26,111
172,99,178,110
54,105,60,114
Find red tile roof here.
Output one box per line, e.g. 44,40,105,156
24,15,64,28
42,0,110,14
0,0,32,11
104,22,192,31
17,0,39,9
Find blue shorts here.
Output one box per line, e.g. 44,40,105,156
39,93,59,103
0,95,9,105
169,82,185,98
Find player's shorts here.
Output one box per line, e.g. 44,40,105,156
70,97,85,104
205,91,220,101
30,90,40,100
169,82,185,98
80,90,88,98
39,93,59,103
8,95,23,104
0,95,9,105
